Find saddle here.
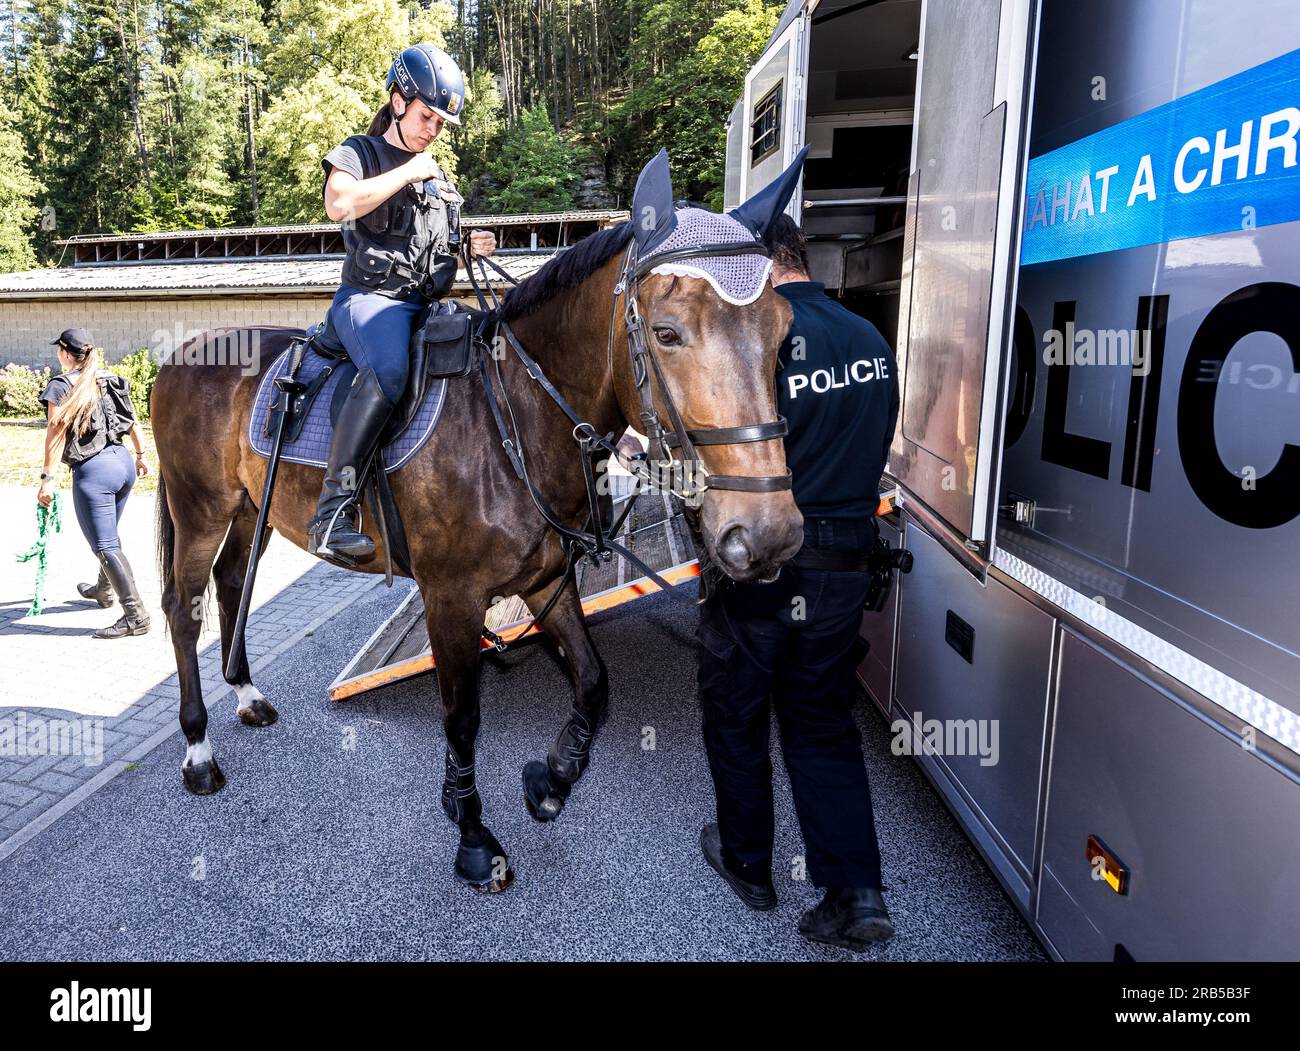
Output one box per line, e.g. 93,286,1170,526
253,304,484,582
286,304,477,444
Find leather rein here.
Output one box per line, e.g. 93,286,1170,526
460,229,788,638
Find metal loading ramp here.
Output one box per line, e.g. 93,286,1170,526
329,489,700,701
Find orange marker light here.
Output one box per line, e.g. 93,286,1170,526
1086,834,1130,895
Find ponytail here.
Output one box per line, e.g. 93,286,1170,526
368,99,396,137
49,346,104,440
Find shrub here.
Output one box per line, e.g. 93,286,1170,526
0,362,51,417
106,348,159,421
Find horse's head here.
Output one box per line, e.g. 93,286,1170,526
618,149,811,582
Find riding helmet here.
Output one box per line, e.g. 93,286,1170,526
385,44,465,125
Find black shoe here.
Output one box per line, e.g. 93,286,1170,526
700,823,777,911
78,565,114,608
306,366,396,563
799,887,894,951
93,548,150,639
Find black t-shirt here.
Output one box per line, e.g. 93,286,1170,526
774,281,900,520
39,369,137,468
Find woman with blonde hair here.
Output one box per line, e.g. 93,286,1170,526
36,328,151,638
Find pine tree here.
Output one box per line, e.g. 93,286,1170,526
0,97,43,270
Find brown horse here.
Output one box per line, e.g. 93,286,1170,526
151,150,806,890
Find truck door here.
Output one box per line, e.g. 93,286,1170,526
739,1,817,214
891,0,1036,556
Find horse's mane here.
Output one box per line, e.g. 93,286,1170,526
497,221,635,323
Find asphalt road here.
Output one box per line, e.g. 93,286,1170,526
0,578,1045,962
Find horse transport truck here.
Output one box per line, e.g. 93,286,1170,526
726,0,1300,960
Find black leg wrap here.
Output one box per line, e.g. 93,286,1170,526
441,749,482,825
454,829,513,893
523,707,600,822
547,707,601,784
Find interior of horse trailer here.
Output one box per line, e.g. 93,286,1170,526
798,0,920,348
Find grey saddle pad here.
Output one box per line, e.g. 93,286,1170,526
248,344,448,473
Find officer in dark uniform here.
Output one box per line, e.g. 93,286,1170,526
696,213,900,951
308,43,496,562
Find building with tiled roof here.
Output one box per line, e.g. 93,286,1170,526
0,210,628,369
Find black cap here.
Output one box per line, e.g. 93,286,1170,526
50,327,95,351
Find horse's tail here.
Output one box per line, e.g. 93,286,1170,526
156,468,175,626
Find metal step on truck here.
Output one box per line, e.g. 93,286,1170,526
726,0,1300,961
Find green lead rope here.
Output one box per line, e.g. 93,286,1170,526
16,491,63,616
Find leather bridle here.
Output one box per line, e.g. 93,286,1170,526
460,223,790,635
611,235,792,500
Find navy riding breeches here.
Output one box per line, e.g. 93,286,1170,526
329,285,428,403
71,442,135,553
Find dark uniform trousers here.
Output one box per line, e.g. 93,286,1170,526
696,514,884,890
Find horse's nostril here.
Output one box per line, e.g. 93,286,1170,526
718,525,752,568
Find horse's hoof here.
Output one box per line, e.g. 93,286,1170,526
182,758,226,795
454,833,513,893
237,696,279,728
523,760,568,823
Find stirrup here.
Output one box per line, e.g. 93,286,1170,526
310,500,373,564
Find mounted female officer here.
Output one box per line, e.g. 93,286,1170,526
308,43,496,562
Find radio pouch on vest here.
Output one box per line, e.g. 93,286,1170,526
421,311,475,379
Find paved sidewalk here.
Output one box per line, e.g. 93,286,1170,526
1,484,385,843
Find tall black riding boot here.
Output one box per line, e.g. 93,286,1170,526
94,548,151,639
78,564,115,608
306,367,396,564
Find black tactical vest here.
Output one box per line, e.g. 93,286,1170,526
337,135,461,301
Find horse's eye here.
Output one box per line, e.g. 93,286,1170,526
653,326,681,346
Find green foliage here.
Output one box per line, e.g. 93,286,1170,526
0,363,51,417
487,102,579,213
450,65,506,191
5,0,770,249
614,0,782,205
0,99,43,271
258,71,376,222
106,348,160,421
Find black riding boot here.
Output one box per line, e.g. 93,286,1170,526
306,367,396,564
78,564,114,608
94,548,151,639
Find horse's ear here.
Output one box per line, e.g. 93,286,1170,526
728,145,810,241
631,148,677,253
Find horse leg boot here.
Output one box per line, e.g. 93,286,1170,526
306,366,395,564
523,580,609,822
427,592,514,893
93,548,151,639
442,743,512,893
